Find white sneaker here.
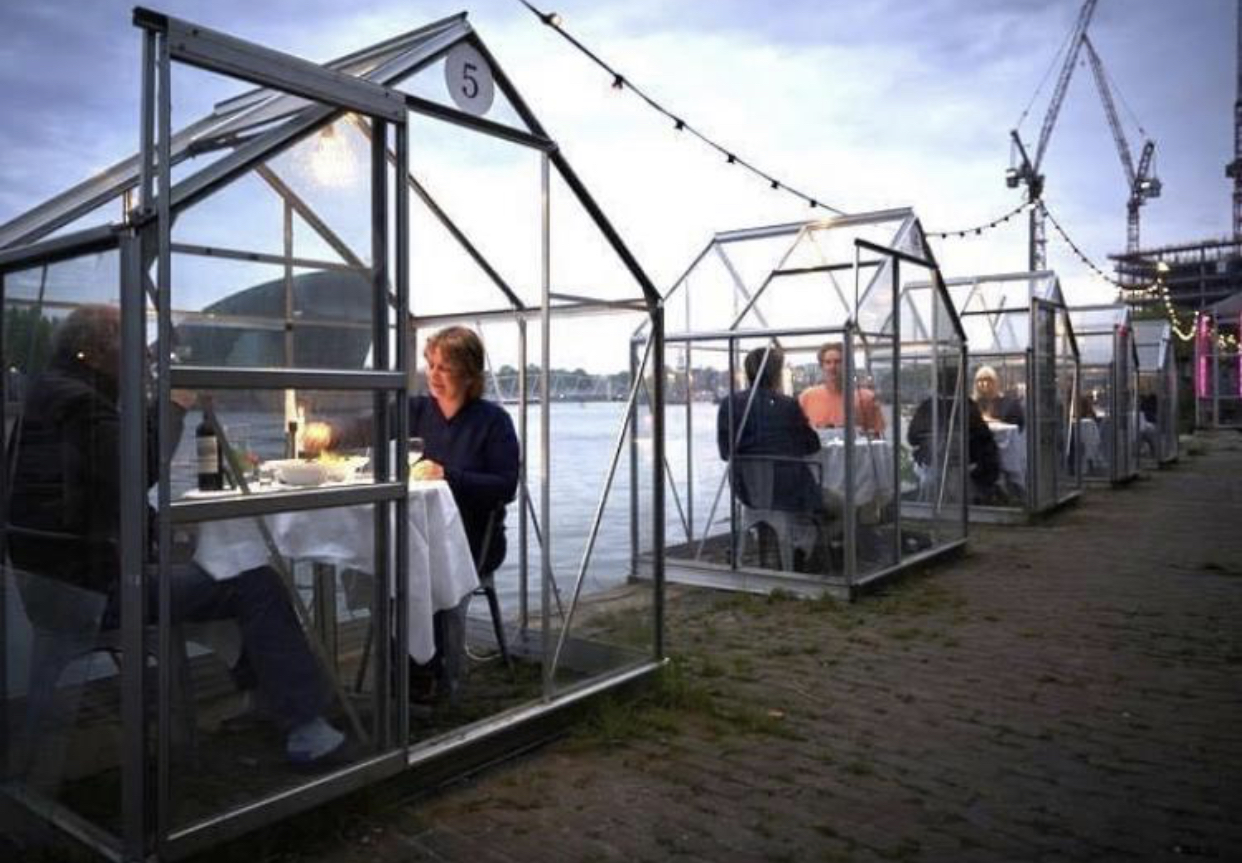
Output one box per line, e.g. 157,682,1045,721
286,716,345,764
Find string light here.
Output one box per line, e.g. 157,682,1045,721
925,200,1033,239
516,0,846,215
517,0,1233,353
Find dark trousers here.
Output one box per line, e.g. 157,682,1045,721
108,563,330,729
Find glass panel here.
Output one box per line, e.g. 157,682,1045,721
168,502,391,831
1056,317,1081,496
171,258,375,370
1032,302,1058,510
852,333,899,579
166,389,390,498
3,251,123,839
970,353,1029,510
406,113,542,315
540,310,656,693
1079,357,1113,480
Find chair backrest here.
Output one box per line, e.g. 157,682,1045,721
474,504,506,577
731,454,821,514
6,524,113,633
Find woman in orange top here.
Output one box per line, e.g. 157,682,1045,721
798,342,885,435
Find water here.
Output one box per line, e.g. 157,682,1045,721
168,401,729,613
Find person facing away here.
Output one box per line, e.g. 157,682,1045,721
907,371,1000,503
798,342,886,436
716,345,821,513
7,305,345,764
973,365,1026,431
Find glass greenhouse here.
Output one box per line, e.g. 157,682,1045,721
0,9,665,860
1067,304,1140,483
1193,294,1242,429
1132,319,1179,465
637,210,969,600
932,271,1082,522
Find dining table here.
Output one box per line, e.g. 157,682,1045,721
191,478,478,665
813,428,894,510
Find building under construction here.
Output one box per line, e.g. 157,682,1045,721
1111,237,1242,312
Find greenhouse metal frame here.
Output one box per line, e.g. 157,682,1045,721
0,9,665,861
1132,319,1179,466
932,270,1083,523
635,210,970,600
1068,304,1140,484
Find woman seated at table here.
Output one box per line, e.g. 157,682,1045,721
330,327,519,701
973,365,1026,431
409,327,519,699
798,342,885,436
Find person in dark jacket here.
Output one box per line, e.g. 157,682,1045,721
8,305,344,764
908,378,1001,504
716,345,822,514
321,326,518,702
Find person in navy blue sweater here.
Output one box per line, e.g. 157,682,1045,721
410,326,518,700
412,327,520,575
323,327,518,700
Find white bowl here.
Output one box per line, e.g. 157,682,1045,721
269,460,327,487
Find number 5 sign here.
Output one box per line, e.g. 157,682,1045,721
444,43,494,116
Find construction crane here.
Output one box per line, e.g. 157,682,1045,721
1082,35,1162,255
1227,0,1242,239
1007,0,1099,270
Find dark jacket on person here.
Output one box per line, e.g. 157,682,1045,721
716,388,821,513
982,392,1027,431
409,395,519,575
8,359,185,595
908,395,999,490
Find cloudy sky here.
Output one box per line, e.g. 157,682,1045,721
0,0,1234,318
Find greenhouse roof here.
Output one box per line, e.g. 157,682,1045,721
659,208,962,348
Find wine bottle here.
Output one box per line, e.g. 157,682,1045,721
196,418,224,491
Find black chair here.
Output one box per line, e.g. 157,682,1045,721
352,504,514,693
472,506,512,672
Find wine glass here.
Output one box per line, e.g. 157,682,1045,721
408,436,425,469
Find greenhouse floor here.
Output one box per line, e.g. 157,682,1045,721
9,432,1242,862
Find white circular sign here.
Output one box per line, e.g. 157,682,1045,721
444,43,494,116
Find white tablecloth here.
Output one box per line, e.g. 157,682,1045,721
989,421,1026,490
193,480,477,664
814,429,894,509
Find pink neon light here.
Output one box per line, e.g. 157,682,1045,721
1196,316,1210,399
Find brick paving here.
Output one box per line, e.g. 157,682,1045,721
227,431,1241,863
15,434,1242,862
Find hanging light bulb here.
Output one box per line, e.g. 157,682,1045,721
306,120,356,188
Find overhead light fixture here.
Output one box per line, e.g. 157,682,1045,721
306,120,356,188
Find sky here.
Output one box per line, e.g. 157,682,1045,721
0,0,1235,369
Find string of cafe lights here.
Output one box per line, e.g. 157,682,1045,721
1043,206,1236,348
515,1,847,214
517,3,1113,247
924,200,1034,239
515,3,1240,353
